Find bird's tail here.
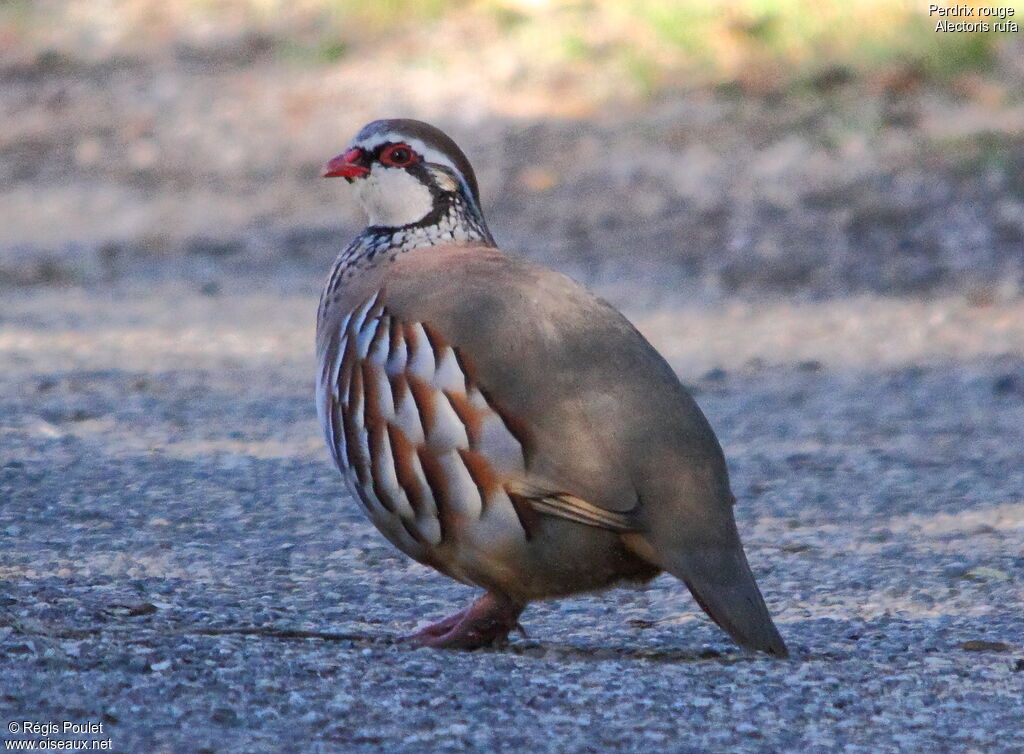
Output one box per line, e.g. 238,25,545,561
661,544,788,658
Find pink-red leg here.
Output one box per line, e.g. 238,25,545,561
402,607,470,641
402,592,525,649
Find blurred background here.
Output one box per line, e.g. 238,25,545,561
2,0,1023,300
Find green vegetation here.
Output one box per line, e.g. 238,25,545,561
3,0,1021,97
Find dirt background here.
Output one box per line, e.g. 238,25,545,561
2,2,1024,752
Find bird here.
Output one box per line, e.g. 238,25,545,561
315,118,788,657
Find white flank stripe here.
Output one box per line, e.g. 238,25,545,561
472,487,524,552
354,430,385,515
333,409,346,461
366,365,395,422
437,450,482,520
359,482,392,523
406,449,440,520
467,387,491,414
393,381,425,445
355,316,380,358
331,335,348,401
387,522,423,554
346,365,364,417
432,347,466,393
335,311,353,344
372,429,416,520
347,293,379,337
386,329,408,376
406,323,436,379
425,390,470,451
477,412,525,473
366,317,391,366
416,516,442,546
326,309,352,397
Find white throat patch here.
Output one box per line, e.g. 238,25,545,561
353,165,434,227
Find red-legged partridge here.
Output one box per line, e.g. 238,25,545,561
316,119,787,656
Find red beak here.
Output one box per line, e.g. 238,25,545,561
322,148,370,179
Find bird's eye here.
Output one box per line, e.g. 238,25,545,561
380,144,416,167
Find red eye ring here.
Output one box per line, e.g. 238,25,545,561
380,143,417,167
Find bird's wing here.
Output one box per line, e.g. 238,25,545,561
372,244,734,528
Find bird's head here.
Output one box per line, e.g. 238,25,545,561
323,118,490,239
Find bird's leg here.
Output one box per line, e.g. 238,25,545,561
402,592,524,649
402,607,470,641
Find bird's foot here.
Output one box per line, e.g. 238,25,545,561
402,592,524,650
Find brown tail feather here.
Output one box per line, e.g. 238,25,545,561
664,545,788,658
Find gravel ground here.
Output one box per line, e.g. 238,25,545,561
2,279,1023,753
